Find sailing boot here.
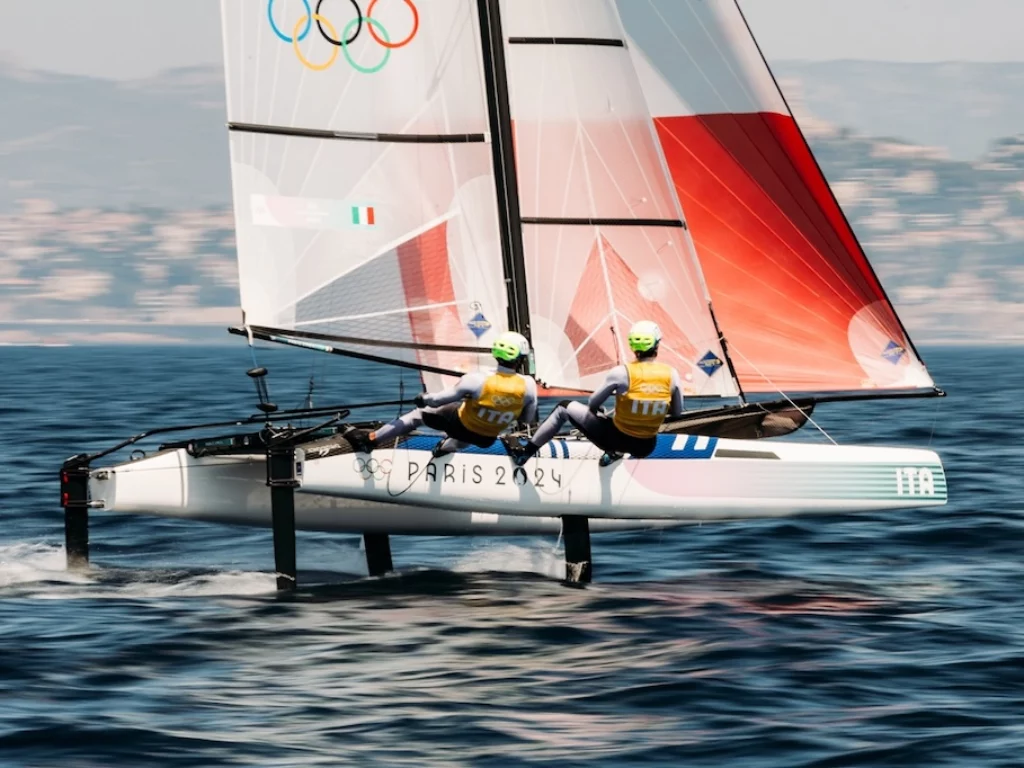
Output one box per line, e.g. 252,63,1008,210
508,441,540,467
431,439,456,459
599,451,623,468
344,427,374,454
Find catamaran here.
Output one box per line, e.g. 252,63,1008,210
60,0,947,586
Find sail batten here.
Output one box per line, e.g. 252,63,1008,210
522,217,684,228
228,122,488,144
508,37,625,47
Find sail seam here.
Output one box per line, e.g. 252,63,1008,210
293,300,468,327
508,37,625,47
228,122,487,144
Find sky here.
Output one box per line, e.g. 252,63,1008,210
0,0,1022,80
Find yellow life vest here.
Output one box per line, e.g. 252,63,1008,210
612,361,674,438
458,371,527,437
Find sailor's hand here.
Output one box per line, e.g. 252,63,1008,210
414,393,427,408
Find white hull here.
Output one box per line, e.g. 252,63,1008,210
298,433,947,520
88,432,947,533
87,448,686,536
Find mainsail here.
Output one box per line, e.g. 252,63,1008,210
221,0,938,403
618,0,935,394
221,0,508,380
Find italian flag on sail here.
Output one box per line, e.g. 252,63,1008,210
351,205,375,226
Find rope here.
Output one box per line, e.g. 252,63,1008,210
927,394,942,448
727,344,838,445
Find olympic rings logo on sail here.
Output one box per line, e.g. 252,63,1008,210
353,457,392,480
267,0,420,74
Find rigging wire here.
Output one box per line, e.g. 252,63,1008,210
384,442,434,498
398,370,406,419
727,344,839,446
927,394,942,448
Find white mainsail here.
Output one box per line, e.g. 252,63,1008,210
221,0,509,378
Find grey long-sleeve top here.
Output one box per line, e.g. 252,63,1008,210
588,364,684,417
421,365,539,423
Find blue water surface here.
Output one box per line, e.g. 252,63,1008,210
0,344,1022,767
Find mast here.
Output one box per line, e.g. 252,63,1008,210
475,0,532,348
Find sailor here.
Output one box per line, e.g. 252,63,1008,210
347,331,538,458
512,320,683,467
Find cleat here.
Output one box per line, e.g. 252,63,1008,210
599,451,623,468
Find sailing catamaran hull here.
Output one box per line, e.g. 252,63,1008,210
86,448,688,535
85,431,946,532
298,434,947,521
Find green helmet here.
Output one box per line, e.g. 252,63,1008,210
627,320,662,353
492,331,529,363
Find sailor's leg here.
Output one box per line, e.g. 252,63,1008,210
537,401,578,444
514,401,574,464
369,408,426,445
561,401,604,434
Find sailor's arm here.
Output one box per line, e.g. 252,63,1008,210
420,372,485,407
669,370,684,417
588,366,628,412
519,377,539,424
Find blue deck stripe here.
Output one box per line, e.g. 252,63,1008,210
398,435,508,456
396,433,720,460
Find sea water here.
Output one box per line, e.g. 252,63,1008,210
0,345,1022,766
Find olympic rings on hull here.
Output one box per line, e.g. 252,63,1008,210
353,457,392,480
266,0,420,73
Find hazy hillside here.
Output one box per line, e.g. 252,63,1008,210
1,63,1023,345
3,61,1022,214
0,63,229,213
774,61,1024,160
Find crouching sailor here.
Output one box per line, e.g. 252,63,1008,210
347,331,538,458
512,321,683,467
